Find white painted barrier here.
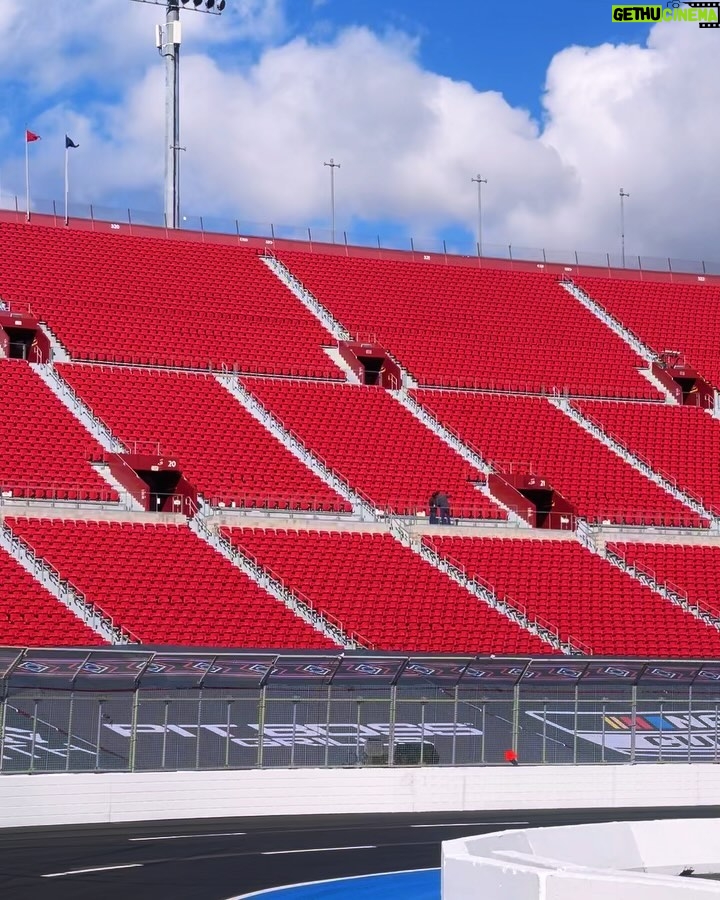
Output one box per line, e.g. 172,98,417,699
4,763,720,828
442,819,720,899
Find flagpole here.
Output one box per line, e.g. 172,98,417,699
25,133,30,221
64,142,69,226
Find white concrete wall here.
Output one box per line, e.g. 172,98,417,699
4,763,720,829
442,819,720,900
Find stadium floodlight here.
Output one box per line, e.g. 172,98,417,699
471,174,488,258
324,158,341,244
128,0,227,229
619,187,630,268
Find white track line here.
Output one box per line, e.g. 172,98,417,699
129,832,247,842
410,821,529,828
261,845,376,855
42,863,144,878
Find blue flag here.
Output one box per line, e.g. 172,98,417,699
65,135,79,149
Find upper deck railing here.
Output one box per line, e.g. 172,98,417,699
1,193,719,284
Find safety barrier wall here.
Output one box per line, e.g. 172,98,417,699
442,818,720,898
3,763,720,829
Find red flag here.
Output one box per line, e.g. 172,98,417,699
25,130,40,143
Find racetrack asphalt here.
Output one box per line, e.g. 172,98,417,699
1,806,718,900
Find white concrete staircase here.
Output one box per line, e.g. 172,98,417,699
385,511,582,655
394,389,530,528
215,373,377,521
188,505,364,648
261,254,351,342
550,393,720,530
262,253,417,388
603,540,720,634
30,362,143,510
31,363,125,453
559,280,677,404
0,519,134,645
38,322,71,363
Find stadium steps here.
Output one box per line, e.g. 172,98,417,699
559,280,677,404
30,363,125,453
394,389,529,528
262,253,418,389
549,394,720,530
0,518,132,644
188,508,358,648
30,362,143,510
37,321,71,363
261,253,351,342
381,504,573,654
600,536,720,634
215,373,377,520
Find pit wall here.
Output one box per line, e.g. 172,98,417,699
4,763,720,829
442,818,720,899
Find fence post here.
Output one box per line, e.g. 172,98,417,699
257,685,266,767
65,693,75,771
95,699,104,770
387,684,397,766
128,689,140,771
511,682,520,756
29,699,39,774
451,686,459,765
324,686,333,768
224,699,233,768
630,685,637,764
161,699,170,770
572,685,579,764
687,685,693,764
195,691,203,770
0,696,6,772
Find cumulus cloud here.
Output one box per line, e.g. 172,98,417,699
1,6,718,261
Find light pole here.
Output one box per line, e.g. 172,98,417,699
128,0,227,229
324,158,340,243
471,174,487,257
619,187,630,268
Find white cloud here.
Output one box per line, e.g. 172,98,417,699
1,9,719,261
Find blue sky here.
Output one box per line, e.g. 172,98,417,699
0,1,717,261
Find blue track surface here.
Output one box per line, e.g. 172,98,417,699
236,868,440,899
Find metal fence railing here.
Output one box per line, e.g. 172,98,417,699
2,648,720,773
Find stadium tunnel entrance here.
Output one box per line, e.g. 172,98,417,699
0,311,51,362
105,452,199,515
655,352,714,408
337,340,402,388
488,473,576,529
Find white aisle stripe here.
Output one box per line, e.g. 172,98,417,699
261,845,376,855
42,863,144,878
129,832,247,842
410,821,529,828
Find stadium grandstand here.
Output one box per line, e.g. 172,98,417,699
1,212,720,659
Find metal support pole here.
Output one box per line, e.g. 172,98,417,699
630,685,637,764
257,686,266,767
290,700,298,767
29,700,39,774
451,687,459,765
324,687,332,768
324,158,340,244
95,700,104,771
511,683,520,756
65,693,75,772
128,690,140,772
471,174,487,257
388,685,397,767
0,697,6,773
619,187,629,268
165,0,182,229
224,700,233,768
161,700,170,769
